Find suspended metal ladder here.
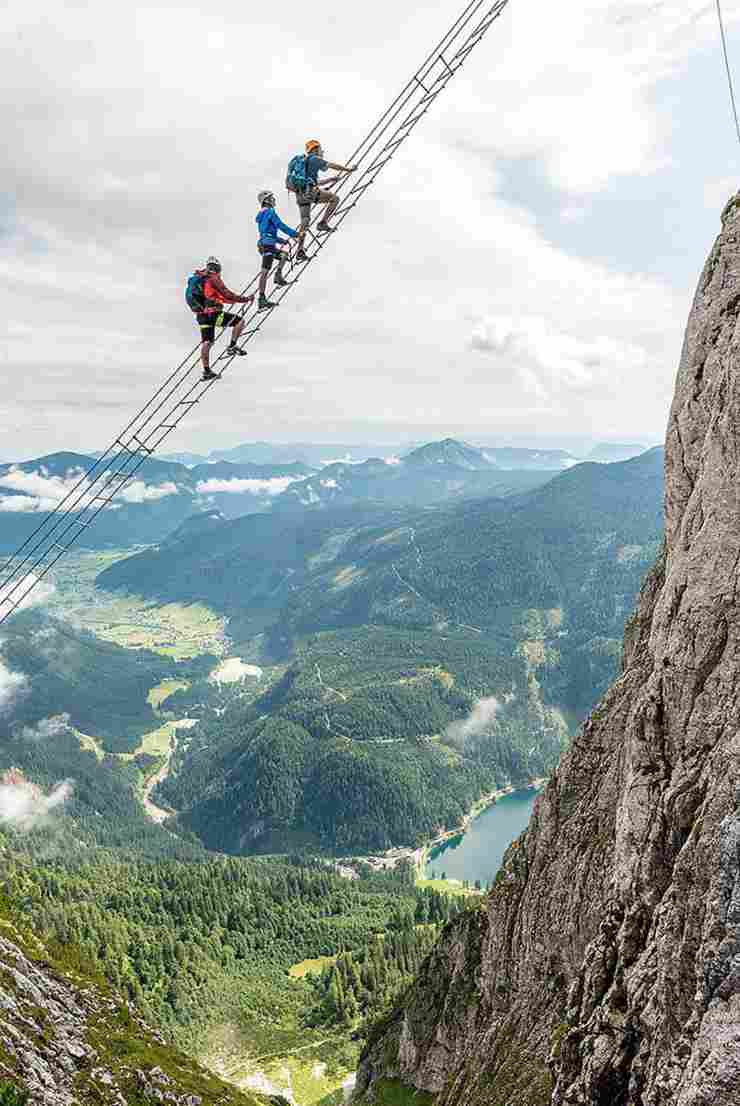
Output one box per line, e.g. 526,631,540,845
0,0,510,624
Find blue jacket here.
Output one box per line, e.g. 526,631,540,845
256,208,298,247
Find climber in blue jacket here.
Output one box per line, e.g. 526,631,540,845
255,190,299,310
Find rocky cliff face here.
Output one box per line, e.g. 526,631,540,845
357,197,740,1105
0,917,270,1106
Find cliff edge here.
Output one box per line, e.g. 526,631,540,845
357,197,740,1105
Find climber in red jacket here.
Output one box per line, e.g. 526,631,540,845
189,257,254,381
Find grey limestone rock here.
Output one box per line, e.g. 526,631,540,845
358,195,740,1105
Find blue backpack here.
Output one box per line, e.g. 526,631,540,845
185,272,206,312
286,154,309,194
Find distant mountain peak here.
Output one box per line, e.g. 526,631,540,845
403,438,496,470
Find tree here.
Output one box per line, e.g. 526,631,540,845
0,1083,30,1106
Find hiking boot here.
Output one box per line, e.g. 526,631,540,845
274,275,291,287
295,249,309,262
258,295,277,310
201,369,221,382
227,344,247,356
316,222,336,234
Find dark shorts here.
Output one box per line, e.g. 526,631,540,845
196,310,239,343
258,244,287,272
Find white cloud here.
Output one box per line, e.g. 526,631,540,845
470,315,650,399
196,476,301,497
0,658,26,713
19,713,71,741
0,573,55,622
119,479,180,503
0,466,180,512
0,769,73,831
1,0,737,458
444,697,501,746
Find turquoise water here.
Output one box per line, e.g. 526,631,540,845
425,789,538,885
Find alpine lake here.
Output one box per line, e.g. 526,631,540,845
424,788,539,885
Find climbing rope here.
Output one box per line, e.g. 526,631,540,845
716,0,740,148
0,0,511,625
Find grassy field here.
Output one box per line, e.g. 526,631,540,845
43,550,227,658
288,956,337,980
207,1023,357,1106
415,878,474,897
148,679,190,709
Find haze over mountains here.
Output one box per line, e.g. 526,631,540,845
0,438,654,557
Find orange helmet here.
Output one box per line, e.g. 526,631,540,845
305,139,322,154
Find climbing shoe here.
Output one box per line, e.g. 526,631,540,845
274,275,291,287
201,369,221,382
258,295,277,310
316,222,336,234
295,249,309,262
227,344,247,356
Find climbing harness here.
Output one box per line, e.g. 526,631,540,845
0,0,511,625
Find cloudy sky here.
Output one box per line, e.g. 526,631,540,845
2,0,739,459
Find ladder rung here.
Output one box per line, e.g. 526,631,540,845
400,109,428,130
131,436,154,453
363,154,394,176
379,136,406,156
177,399,199,407
156,424,179,430
348,180,375,198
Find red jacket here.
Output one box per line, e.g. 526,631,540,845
197,270,245,314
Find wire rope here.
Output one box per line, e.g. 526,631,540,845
716,0,740,148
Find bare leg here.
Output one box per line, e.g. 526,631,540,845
232,318,245,342
317,192,340,229
201,339,212,372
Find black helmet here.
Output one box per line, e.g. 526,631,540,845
206,255,222,273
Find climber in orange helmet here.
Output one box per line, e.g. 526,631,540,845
286,139,357,260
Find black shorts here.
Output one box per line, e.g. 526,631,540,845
258,244,287,272
196,310,239,343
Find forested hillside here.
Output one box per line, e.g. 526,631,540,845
0,872,273,1106
160,626,565,854
0,832,468,1101
95,450,663,856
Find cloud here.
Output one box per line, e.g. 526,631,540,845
0,573,55,621
0,769,73,831
470,315,649,400
18,713,71,741
444,697,501,747
119,479,180,503
1,0,737,460
0,466,180,512
0,658,27,713
196,476,301,497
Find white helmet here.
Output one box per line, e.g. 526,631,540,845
258,190,276,207
206,256,222,273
